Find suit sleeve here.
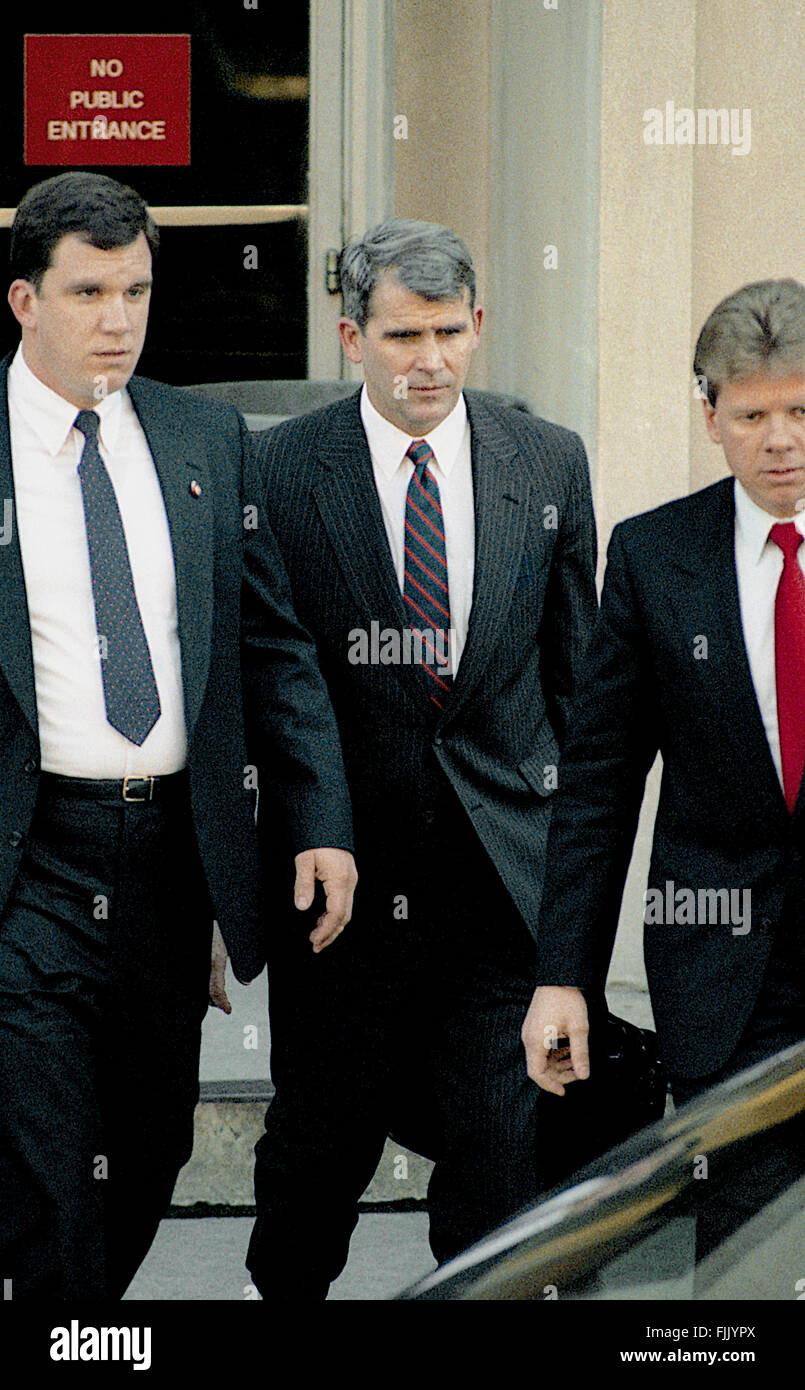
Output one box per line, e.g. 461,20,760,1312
536,523,659,991
238,417,354,856
537,431,599,745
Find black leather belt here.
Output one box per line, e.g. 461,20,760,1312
38,771,189,804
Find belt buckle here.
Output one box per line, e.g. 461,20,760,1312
122,776,154,803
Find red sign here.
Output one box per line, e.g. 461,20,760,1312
24,34,191,166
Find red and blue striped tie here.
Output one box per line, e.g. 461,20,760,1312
403,438,453,711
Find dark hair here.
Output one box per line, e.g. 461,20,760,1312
693,278,805,406
9,172,159,290
339,218,475,329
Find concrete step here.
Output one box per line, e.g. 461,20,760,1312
172,1083,433,1208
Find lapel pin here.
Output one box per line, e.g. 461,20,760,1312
189,480,202,498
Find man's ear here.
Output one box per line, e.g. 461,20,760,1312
701,394,720,444
8,279,38,330
338,316,364,366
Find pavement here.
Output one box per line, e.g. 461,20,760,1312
124,1212,434,1301
121,1210,700,1302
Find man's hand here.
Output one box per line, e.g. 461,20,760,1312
294,848,357,952
209,921,232,1014
522,985,590,1095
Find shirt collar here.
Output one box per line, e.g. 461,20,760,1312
734,478,805,565
8,343,124,460
360,383,468,479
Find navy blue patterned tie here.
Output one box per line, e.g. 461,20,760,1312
74,409,161,746
403,438,453,711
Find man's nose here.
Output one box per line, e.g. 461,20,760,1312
414,334,445,372
764,414,797,450
100,296,131,332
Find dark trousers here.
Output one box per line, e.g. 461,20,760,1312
670,908,805,1265
0,776,213,1299
247,791,546,1300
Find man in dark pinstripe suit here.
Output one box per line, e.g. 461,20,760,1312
243,220,598,1298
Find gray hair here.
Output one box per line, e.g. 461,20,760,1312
694,278,805,405
339,218,476,329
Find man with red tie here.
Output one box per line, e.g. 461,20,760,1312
523,278,805,1251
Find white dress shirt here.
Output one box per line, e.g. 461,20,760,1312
360,385,475,673
734,478,805,787
8,345,187,777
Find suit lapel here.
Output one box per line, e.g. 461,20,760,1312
445,393,531,719
312,391,536,723
0,357,38,734
312,393,431,720
127,376,214,740
665,478,788,818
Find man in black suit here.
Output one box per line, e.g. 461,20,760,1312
241,219,598,1298
523,278,805,1251
0,171,356,1299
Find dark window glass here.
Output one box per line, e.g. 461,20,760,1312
1,2,310,381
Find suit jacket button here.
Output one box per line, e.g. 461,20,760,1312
8,831,23,847
433,735,443,746
24,758,37,774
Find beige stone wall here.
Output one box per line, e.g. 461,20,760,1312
691,0,805,491
598,0,805,524
393,0,491,386
596,0,697,539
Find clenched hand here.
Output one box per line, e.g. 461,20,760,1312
521,985,590,1095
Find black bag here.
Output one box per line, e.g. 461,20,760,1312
598,1010,667,1138
539,1008,667,1188
389,1009,666,1187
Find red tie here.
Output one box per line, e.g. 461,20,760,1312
770,521,805,812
